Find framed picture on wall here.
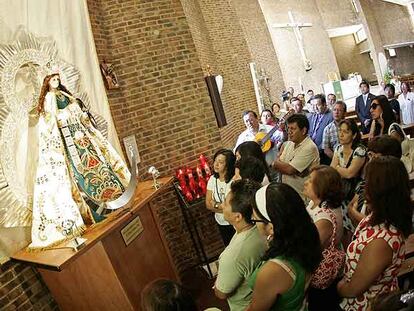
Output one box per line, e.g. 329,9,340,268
100,60,120,89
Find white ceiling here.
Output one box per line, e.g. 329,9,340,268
381,0,412,5
326,24,363,38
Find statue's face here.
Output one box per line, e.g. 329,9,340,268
49,75,60,90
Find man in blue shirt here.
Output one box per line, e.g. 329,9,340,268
308,94,333,164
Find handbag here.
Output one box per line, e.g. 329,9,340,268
311,205,345,289
341,149,363,201
342,177,358,202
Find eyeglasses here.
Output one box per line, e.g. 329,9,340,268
250,219,269,224
370,103,379,110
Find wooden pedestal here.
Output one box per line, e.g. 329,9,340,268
12,177,178,311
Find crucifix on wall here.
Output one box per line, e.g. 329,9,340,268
272,11,313,71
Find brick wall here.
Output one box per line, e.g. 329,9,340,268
86,0,225,277
181,0,259,147
86,0,287,277
0,262,57,310
232,0,285,107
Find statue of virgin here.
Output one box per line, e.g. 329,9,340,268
30,73,130,250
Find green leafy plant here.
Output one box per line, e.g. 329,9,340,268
383,67,393,85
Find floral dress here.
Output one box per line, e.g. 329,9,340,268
340,215,405,310
334,144,367,232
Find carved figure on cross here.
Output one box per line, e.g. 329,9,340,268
272,11,313,71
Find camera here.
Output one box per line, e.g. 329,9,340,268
281,91,291,101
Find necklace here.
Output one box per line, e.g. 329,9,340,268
215,177,227,203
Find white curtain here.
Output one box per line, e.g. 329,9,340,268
0,0,122,153
0,0,123,261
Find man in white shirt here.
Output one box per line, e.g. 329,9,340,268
234,110,278,165
273,114,319,200
398,82,414,125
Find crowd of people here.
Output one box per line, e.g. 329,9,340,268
142,82,414,311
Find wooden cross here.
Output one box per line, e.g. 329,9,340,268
272,11,313,71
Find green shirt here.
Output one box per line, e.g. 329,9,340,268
215,226,266,311
248,256,308,311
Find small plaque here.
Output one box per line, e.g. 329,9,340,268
121,216,144,246
123,135,141,166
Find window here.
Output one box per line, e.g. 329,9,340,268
354,27,367,44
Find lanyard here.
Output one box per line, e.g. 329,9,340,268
215,178,226,203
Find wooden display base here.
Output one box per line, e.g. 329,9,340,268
12,176,177,311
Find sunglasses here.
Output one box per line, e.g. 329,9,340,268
370,103,379,110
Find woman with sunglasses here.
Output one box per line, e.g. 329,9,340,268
347,135,402,228
246,183,322,311
368,95,396,139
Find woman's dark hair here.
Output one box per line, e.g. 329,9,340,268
372,95,396,136
365,156,413,237
235,141,270,179
212,148,236,183
236,156,266,183
368,135,402,159
252,183,322,272
141,279,197,311
230,179,261,224
310,165,344,208
339,119,361,150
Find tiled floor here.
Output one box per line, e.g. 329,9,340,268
181,267,229,311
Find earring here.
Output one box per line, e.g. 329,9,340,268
266,234,273,242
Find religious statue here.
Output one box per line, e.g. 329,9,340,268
30,72,130,250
